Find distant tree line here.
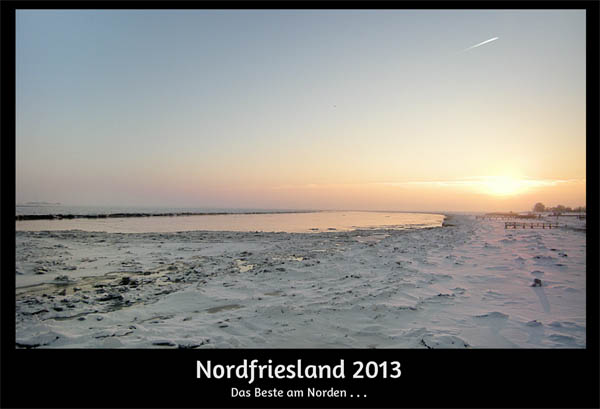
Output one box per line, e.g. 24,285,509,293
532,202,586,213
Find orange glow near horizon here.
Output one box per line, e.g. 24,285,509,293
160,177,584,213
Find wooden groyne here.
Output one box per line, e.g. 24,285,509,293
15,210,318,221
549,214,586,220
505,222,561,229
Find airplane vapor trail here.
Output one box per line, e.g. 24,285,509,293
463,36,499,51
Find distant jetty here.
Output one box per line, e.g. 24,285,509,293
476,212,540,220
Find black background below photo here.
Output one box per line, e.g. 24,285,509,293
1,349,600,408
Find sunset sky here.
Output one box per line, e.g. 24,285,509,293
16,10,586,212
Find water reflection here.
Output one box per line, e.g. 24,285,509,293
16,211,445,233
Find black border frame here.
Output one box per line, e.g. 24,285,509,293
1,2,598,408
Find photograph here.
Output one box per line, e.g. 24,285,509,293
13,8,588,350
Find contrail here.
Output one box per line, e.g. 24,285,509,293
463,37,499,51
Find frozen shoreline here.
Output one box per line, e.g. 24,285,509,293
15,214,586,348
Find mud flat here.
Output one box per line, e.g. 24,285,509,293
15,215,585,348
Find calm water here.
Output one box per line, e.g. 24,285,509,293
15,211,445,233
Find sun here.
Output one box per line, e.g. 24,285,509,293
480,176,527,196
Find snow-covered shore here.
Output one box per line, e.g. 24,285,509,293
15,214,585,348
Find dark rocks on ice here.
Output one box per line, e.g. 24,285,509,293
152,341,176,347
531,278,543,287
177,341,207,349
16,336,59,349
98,292,124,302
22,308,49,316
476,312,509,319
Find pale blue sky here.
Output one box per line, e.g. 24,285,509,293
16,10,586,210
